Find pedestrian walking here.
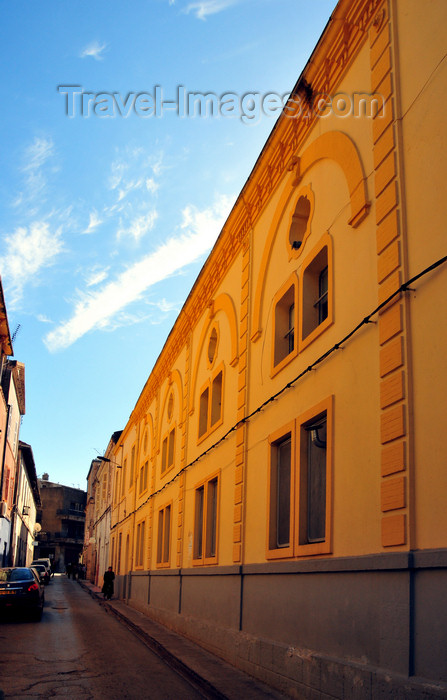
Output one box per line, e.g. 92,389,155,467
102,566,115,600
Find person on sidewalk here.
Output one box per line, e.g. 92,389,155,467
102,566,115,600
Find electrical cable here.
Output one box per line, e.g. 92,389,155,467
110,253,447,531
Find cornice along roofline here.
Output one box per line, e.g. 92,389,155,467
129,0,380,423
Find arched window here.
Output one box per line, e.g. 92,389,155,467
198,325,224,442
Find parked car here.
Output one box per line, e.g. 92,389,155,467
0,567,45,621
31,564,50,586
31,559,52,577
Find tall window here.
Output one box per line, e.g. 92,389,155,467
198,366,224,441
268,425,294,557
317,267,328,325
114,471,120,504
193,474,219,565
272,276,298,375
300,416,327,544
135,520,146,568
267,398,332,559
117,532,122,574
121,458,127,495
161,428,175,475
139,460,148,495
130,445,136,485
157,504,171,566
300,234,332,350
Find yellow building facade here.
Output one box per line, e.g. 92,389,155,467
106,0,447,695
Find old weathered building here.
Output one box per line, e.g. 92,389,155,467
0,278,13,565
83,430,122,588
0,359,25,566
95,0,447,696
9,441,41,566
36,477,86,572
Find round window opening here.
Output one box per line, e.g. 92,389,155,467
208,328,218,365
289,195,311,251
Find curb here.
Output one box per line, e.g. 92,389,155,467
79,580,227,699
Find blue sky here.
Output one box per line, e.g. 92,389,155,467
0,0,337,489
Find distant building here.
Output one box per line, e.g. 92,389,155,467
36,476,86,572
9,441,41,566
84,431,122,588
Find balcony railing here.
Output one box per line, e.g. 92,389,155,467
56,508,85,520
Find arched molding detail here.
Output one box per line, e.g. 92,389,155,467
251,130,369,341
138,413,154,463
157,369,183,450
189,292,239,416
287,184,315,261
294,130,369,228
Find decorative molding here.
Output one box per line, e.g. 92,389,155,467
128,0,380,423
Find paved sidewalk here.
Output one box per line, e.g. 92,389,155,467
78,579,287,700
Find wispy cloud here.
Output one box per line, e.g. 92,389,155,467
117,211,159,242
37,314,53,324
83,210,103,235
14,137,55,207
117,179,144,202
22,137,55,172
80,40,108,61
146,178,159,194
44,194,233,351
84,266,110,287
0,221,64,308
185,0,240,19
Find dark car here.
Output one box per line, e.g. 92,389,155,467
31,563,50,585
0,567,45,621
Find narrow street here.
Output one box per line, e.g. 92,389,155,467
0,574,206,699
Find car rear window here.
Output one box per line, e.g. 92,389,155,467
0,568,33,581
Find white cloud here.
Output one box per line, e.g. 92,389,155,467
14,137,55,206
22,137,54,172
37,314,53,324
83,210,103,235
117,179,144,202
146,178,159,194
185,0,240,19
0,221,64,308
44,194,234,351
85,266,109,287
117,211,158,242
80,40,108,60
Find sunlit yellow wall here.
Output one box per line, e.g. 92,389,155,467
108,0,446,576
392,0,447,549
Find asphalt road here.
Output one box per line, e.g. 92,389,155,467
0,573,205,699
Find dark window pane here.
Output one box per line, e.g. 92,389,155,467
307,419,327,543
194,486,204,559
206,478,218,558
277,437,291,547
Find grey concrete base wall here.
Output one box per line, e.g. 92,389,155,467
181,566,241,629
150,568,181,612
121,551,447,698
128,570,149,604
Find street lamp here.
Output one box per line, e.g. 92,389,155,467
97,456,122,468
